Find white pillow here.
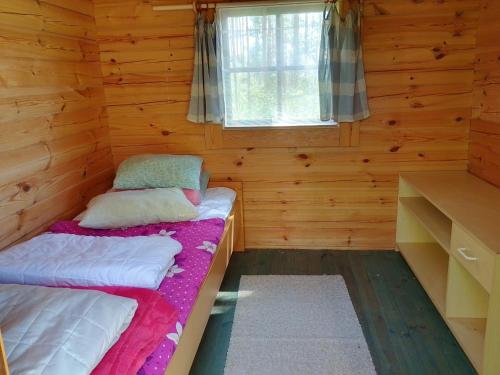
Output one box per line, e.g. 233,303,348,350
79,188,198,229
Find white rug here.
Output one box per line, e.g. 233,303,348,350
224,275,377,375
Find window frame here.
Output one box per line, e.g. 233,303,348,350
204,122,359,149
218,3,336,129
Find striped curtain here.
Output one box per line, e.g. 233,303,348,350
318,4,370,122
187,13,223,124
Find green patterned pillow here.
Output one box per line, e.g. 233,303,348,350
200,171,210,196
113,154,203,190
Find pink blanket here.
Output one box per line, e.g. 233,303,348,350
68,286,178,375
50,218,226,375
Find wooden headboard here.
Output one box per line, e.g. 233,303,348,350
208,181,245,252
0,330,8,375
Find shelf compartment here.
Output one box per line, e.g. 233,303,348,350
397,242,448,314
399,197,452,251
399,242,485,373
447,317,486,373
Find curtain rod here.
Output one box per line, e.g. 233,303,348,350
152,0,334,12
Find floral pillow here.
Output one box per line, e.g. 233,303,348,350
200,170,210,195
182,171,211,205
113,154,203,190
111,170,210,206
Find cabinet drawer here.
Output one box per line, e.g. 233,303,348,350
451,224,495,293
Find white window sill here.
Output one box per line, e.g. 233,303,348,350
223,122,338,130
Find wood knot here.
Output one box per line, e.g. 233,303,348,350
161,130,171,136
390,146,400,153
18,183,31,192
297,153,308,160
371,4,388,15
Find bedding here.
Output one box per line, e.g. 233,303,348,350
200,170,210,195
112,170,210,206
80,188,198,229
73,187,236,222
113,154,203,190
181,188,202,205
50,218,228,375
0,233,181,289
0,284,137,375
80,287,178,375
195,187,236,220
183,170,211,205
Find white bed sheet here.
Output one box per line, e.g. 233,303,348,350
0,284,137,375
194,187,236,220
0,233,181,289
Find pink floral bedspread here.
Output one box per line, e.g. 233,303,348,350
50,218,226,375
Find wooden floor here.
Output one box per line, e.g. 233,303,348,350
190,250,476,375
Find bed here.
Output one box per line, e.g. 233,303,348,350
162,181,244,375
0,181,244,375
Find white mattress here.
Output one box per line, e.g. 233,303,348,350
194,187,236,220
0,284,137,375
0,233,181,289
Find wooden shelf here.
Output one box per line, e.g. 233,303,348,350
399,241,485,371
399,197,452,251
397,242,448,314
447,318,486,372
400,171,500,254
397,172,500,375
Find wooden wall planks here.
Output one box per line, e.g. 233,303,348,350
93,0,478,250
0,1,114,250
468,0,500,187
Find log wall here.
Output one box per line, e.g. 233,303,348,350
468,0,500,187
0,1,114,249
93,0,479,250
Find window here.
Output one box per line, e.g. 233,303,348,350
217,3,334,128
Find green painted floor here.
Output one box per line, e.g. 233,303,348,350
190,250,476,375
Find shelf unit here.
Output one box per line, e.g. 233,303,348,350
396,171,500,375
399,197,451,251
397,242,448,313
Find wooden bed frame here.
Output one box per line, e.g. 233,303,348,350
0,181,244,375
0,329,8,375
164,181,244,375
